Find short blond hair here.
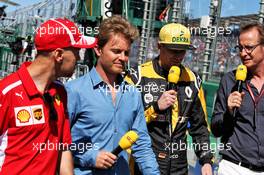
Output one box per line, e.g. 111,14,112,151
97,15,139,49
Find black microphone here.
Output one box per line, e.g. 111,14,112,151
233,64,247,117
112,131,138,156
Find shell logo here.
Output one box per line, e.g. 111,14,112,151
17,109,31,123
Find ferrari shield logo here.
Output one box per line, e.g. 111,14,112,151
55,94,61,106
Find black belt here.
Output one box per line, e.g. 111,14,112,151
223,155,264,172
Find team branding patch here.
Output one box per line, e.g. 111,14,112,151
54,94,61,106
145,82,160,93
17,109,31,123
154,114,167,122
178,116,188,123
15,105,45,126
185,86,193,98
144,93,154,104
33,108,43,120
158,152,167,159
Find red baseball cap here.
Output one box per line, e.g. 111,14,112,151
35,18,97,51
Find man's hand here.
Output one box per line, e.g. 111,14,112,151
95,151,117,169
201,163,212,175
227,91,245,114
157,90,177,111
58,150,74,175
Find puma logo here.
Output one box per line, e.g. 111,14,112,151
15,92,23,100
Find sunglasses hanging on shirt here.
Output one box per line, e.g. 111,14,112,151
43,92,58,121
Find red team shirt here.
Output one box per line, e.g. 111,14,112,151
0,62,72,175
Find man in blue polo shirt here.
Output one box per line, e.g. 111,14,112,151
66,15,159,175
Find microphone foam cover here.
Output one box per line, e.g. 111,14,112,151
235,64,247,81
168,66,181,84
119,131,139,150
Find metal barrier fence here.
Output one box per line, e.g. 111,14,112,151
0,46,31,79
0,46,89,81
0,47,16,78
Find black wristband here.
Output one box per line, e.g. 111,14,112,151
153,101,162,113
199,151,214,165
200,158,213,166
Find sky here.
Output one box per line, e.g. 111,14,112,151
189,0,259,18
0,0,260,18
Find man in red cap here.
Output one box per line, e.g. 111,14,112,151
0,18,96,175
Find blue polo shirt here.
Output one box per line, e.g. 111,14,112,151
65,67,159,175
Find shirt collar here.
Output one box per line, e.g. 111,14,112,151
17,62,57,97
17,62,40,97
89,67,104,87
89,67,126,88
153,57,167,77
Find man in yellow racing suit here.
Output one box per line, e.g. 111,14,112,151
126,23,213,175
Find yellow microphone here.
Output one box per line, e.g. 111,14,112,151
112,131,139,156
167,66,181,90
233,64,247,117
235,64,247,83
167,66,180,135
168,66,181,84
145,66,181,124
